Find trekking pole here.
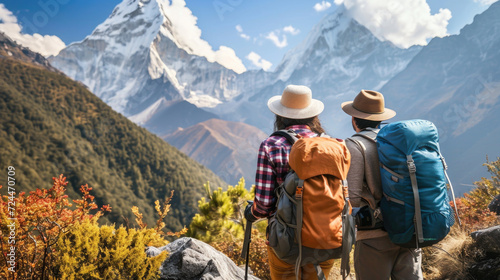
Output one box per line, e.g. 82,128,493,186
241,201,254,280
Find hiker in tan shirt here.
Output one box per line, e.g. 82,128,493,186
341,90,423,280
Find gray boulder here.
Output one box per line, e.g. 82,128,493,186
146,237,260,280
471,225,500,254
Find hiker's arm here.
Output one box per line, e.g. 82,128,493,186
346,140,364,208
252,141,277,219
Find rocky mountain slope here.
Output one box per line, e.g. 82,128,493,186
164,119,267,184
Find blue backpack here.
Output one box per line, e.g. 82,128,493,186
376,119,459,248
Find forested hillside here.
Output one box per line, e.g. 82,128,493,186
0,48,225,229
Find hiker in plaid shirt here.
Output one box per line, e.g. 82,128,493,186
244,85,335,279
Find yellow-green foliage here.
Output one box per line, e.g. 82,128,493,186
188,178,271,279
188,178,252,243
465,156,500,211
53,218,168,280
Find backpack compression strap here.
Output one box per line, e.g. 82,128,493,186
294,179,304,280
340,180,355,280
407,155,424,246
294,180,326,280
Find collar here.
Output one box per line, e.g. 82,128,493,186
362,127,380,133
285,125,311,131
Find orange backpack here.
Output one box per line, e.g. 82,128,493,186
267,130,354,280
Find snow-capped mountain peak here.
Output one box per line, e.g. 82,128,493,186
90,0,164,57
50,0,245,116
275,6,351,82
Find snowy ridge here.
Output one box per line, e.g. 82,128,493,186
276,6,350,82
128,97,167,125
91,0,164,57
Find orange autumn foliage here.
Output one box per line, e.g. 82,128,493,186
0,175,111,280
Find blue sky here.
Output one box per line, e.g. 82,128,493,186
0,0,496,72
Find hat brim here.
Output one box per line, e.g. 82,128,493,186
341,101,396,121
268,95,324,119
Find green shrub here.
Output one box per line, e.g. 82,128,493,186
53,218,167,280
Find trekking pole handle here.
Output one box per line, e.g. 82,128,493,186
241,201,254,259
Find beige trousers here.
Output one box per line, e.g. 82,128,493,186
354,235,423,280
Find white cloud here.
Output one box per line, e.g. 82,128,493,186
474,0,498,5
0,4,66,56
162,0,246,73
334,0,344,5
246,51,272,71
266,31,288,48
235,24,250,40
283,25,300,35
215,46,246,71
340,0,452,48
314,1,332,12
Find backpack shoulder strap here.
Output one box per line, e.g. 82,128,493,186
352,129,377,143
347,137,366,158
347,128,377,156
271,129,300,145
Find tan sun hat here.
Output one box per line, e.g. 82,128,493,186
267,85,324,119
341,90,396,121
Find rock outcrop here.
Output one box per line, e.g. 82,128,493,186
488,194,500,215
471,225,500,255
469,225,500,279
147,237,259,280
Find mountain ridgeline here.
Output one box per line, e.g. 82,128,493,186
0,34,225,229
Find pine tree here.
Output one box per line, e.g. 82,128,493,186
188,178,252,243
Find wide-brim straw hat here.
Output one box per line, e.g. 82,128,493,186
268,85,324,119
341,90,396,121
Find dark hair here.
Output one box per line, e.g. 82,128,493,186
353,117,381,130
274,115,325,135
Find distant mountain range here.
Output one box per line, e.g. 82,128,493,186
48,0,500,194
0,32,225,229
213,6,422,135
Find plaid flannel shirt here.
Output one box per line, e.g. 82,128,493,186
251,125,317,219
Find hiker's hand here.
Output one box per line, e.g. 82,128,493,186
244,202,258,223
